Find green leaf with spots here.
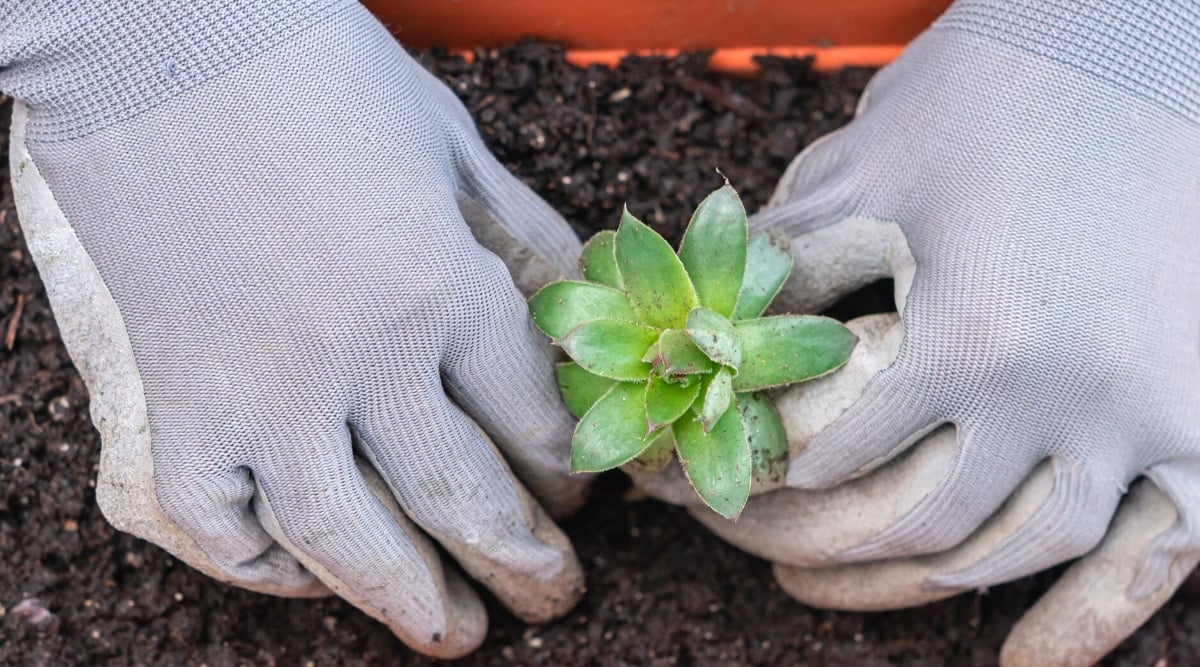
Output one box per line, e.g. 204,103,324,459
579,230,623,289
555,362,617,419
622,426,676,474
733,316,857,391
645,373,703,430
732,231,793,321
560,319,659,382
736,392,789,483
529,281,635,340
678,185,747,318
572,383,655,472
675,406,751,519
641,329,715,380
697,366,733,432
615,208,698,328
686,306,741,370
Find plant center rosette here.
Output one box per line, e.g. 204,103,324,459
529,184,857,519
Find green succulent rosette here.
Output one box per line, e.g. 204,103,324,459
529,184,857,519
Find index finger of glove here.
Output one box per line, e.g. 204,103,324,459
254,444,488,659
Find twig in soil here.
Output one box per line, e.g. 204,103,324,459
678,77,767,118
27,408,44,434
5,292,24,351
586,97,598,147
470,94,495,114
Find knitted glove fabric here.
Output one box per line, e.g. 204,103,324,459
632,1,1200,664
4,2,587,657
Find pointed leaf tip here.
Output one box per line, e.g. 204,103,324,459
529,280,635,340
675,405,751,519
736,393,789,484
733,315,857,392
616,209,698,329
686,307,741,370
641,328,714,379
579,230,623,289
560,319,659,382
622,426,676,473
679,185,747,318
698,366,733,432
732,232,793,321
556,362,617,419
645,373,703,430
571,383,655,473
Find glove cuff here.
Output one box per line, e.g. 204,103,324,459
0,0,356,143
936,0,1200,123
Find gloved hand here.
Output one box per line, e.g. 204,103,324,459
4,2,587,658
632,1,1200,664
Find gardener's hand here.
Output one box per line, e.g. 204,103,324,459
5,3,586,658
637,1,1200,664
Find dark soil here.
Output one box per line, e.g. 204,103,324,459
2,41,1198,666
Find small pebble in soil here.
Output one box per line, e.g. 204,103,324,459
47,394,71,421
12,598,55,627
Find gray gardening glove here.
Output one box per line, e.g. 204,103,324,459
4,1,587,658
631,1,1200,664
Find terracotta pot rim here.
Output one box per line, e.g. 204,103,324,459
369,0,952,71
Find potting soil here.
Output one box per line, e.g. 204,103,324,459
2,41,1198,666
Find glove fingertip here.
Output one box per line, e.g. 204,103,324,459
787,366,933,490
1000,480,1193,667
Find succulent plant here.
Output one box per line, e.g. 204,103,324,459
529,184,857,519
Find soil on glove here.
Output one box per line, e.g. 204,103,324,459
3,41,1199,666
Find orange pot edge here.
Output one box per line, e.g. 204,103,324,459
368,0,953,72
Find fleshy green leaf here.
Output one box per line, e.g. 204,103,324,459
641,329,715,380
697,366,733,432
678,185,747,318
615,208,698,328
555,362,617,419
733,316,857,391
686,307,741,370
732,231,793,321
645,373,703,430
529,281,635,340
622,426,676,473
736,392,789,483
560,319,659,382
579,230,623,289
572,383,655,472
674,407,752,519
